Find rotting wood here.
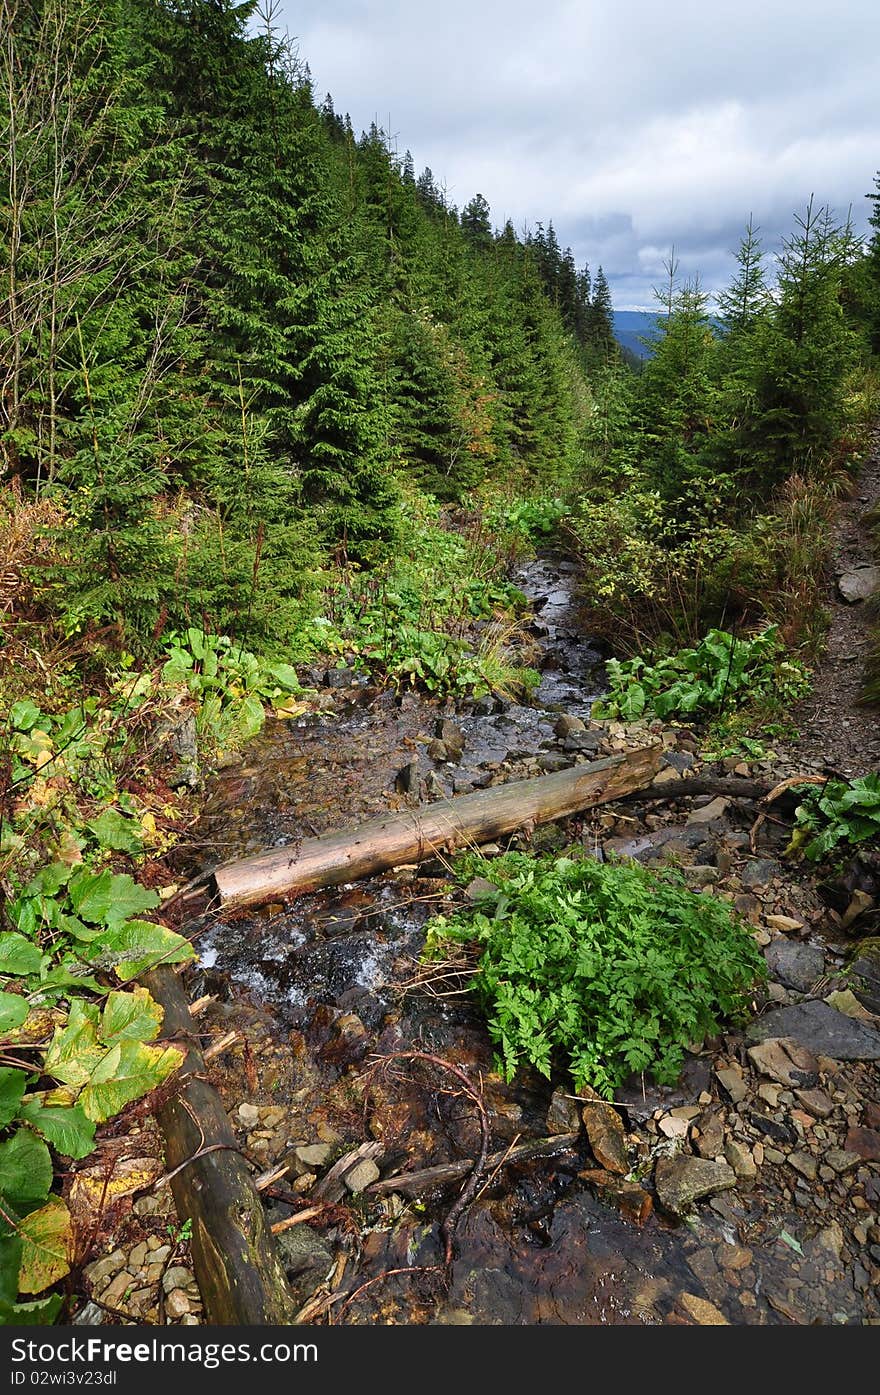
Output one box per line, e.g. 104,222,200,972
622,774,774,802
145,965,297,1325
211,744,664,910
365,1131,581,1198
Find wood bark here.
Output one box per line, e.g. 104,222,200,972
146,965,297,1325
211,743,664,910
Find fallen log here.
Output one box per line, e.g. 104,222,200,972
211,742,664,910
146,965,297,1324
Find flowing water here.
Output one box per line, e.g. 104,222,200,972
183,557,875,1325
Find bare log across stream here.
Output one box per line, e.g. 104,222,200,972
211,743,664,910
146,965,297,1324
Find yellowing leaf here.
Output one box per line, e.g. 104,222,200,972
44,1001,104,1089
69,1156,163,1223
271,699,308,719
101,988,163,1044
17,1199,73,1294
80,1040,184,1122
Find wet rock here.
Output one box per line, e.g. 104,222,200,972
825,988,877,1022
427,739,450,762
545,1087,582,1135
746,1001,880,1059
562,731,602,754
686,797,730,825
837,565,880,602
272,1219,334,1304
581,1101,629,1174
844,1126,880,1162
578,1170,653,1225
395,758,421,796
72,1302,105,1326
604,824,712,863
654,1156,736,1216
764,940,825,993
324,665,356,688
679,1293,729,1325
435,719,465,757
554,714,585,738
693,1109,725,1159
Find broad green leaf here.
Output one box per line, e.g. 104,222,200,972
44,1000,104,1088
0,1128,52,1213
0,1292,62,1325
86,809,145,855
68,869,158,928
0,934,43,977
0,1069,27,1128
266,661,303,691
101,987,163,1044
0,1233,22,1305
0,993,29,1036
17,1198,72,1294
25,863,73,898
80,1040,183,1122
10,700,41,732
17,1101,95,1160
85,920,194,981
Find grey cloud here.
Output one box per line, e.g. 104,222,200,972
272,1,880,308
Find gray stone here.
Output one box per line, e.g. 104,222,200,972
395,758,421,796
740,859,779,888
654,1156,737,1216
837,566,880,603
746,1000,880,1060
295,1144,332,1170
554,714,586,738
237,1102,260,1129
435,719,465,758
715,1067,748,1104
546,1087,582,1135
663,750,696,773
324,665,355,688
344,1159,380,1193
789,1150,818,1181
537,752,572,773
686,798,730,825
764,940,826,993
162,1266,194,1294
464,876,498,903
273,1220,334,1306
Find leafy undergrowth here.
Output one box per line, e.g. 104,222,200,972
314,501,541,698
592,625,810,736
788,774,880,862
423,851,766,1099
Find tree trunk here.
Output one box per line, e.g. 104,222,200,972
147,965,297,1325
212,743,664,910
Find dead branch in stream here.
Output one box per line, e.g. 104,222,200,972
365,1131,581,1199
361,1052,491,1265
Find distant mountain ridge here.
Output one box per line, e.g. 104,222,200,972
612,309,660,360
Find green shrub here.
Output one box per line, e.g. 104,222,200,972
592,625,810,724
423,852,765,1098
788,774,880,861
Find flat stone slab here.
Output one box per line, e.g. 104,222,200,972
654,1156,736,1216
764,940,825,993
837,566,880,603
746,999,880,1059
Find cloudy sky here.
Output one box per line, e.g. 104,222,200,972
269,0,880,308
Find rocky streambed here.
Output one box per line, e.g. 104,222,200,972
121,554,880,1328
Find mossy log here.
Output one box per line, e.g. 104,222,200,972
147,965,297,1324
211,743,664,910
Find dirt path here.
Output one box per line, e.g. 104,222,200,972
785,430,880,777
